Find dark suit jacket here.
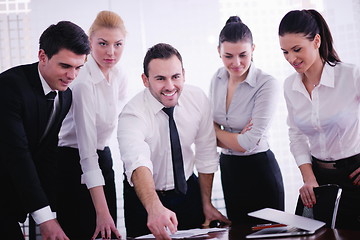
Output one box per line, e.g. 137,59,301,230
0,62,72,223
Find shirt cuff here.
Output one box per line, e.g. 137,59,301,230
237,134,256,152
125,160,154,187
81,169,105,189
30,206,55,225
195,156,219,174
295,154,312,167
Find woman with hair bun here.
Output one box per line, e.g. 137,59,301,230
279,9,360,230
209,16,284,224
57,10,128,239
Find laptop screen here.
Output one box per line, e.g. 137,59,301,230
248,208,325,232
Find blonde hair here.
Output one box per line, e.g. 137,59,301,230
88,10,126,38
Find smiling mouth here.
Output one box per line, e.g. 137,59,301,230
293,61,302,67
60,79,71,84
232,67,242,71
162,90,177,97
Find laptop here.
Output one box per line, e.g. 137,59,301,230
246,208,325,239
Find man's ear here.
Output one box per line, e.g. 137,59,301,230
38,49,47,64
142,73,149,88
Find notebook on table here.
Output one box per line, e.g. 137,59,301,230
246,208,325,238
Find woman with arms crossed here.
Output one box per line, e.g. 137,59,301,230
279,9,360,230
57,10,127,239
209,16,284,224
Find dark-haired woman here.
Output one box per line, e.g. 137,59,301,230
279,9,360,230
209,16,284,224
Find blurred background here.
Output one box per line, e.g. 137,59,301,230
1,0,359,238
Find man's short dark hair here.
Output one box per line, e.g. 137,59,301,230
39,21,90,59
143,43,183,77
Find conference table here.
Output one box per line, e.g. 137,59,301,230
203,225,360,240
127,225,360,239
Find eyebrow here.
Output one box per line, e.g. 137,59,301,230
172,73,181,77
59,63,72,68
59,62,84,68
97,38,124,43
225,51,247,55
154,74,165,78
281,45,300,51
154,73,181,78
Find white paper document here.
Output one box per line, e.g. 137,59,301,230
135,227,226,239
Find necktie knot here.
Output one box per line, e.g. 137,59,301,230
46,91,57,101
45,91,57,121
162,107,174,118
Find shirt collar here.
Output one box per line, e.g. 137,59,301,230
243,63,256,87
320,63,335,88
38,66,58,95
292,62,335,92
144,87,182,115
216,62,256,87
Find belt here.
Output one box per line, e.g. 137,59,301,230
312,154,360,170
156,189,176,197
313,160,337,169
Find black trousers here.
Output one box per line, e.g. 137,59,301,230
312,155,360,230
123,173,204,238
220,150,284,224
56,146,117,239
0,216,24,239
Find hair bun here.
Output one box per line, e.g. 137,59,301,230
226,16,242,25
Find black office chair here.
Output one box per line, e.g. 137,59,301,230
295,184,342,229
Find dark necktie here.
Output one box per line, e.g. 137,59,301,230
46,91,57,120
163,107,187,195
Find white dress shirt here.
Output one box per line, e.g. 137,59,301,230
209,63,280,155
118,84,219,191
284,62,360,166
59,54,128,189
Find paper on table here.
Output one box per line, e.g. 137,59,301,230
135,227,226,239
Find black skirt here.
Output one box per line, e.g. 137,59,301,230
56,146,117,239
220,150,284,224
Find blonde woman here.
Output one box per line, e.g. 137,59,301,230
57,11,127,239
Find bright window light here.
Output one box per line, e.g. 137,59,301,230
0,0,31,14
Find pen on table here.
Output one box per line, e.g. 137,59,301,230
251,223,287,230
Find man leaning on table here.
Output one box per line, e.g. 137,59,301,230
0,21,90,239
118,43,230,239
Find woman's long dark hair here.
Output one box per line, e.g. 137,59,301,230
278,9,340,66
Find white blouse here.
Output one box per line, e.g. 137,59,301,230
59,54,127,189
284,62,360,166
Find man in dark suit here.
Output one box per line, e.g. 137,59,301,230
0,21,90,239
